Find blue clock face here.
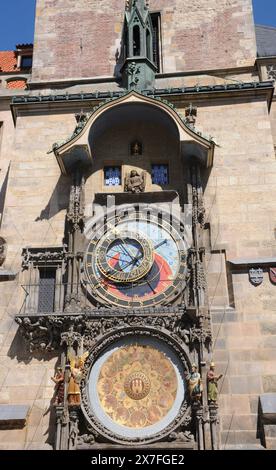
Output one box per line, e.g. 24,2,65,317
84,211,188,308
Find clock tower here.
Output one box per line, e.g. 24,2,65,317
2,0,274,452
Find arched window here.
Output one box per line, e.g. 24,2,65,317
133,25,141,56
124,27,129,60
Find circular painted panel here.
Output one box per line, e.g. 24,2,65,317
87,337,185,439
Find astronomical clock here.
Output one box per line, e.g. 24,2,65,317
83,208,188,309
78,206,193,445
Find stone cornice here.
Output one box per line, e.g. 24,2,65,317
10,81,274,123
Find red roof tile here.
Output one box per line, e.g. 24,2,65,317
6,79,27,90
0,51,19,72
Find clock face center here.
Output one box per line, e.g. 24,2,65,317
96,230,154,283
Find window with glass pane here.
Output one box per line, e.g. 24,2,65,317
104,166,121,186
151,164,169,185
38,269,56,313
21,56,33,69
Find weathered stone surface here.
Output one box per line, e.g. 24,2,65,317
263,376,276,393
260,394,276,422
32,0,256,81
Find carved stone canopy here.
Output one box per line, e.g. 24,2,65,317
52,92,215,175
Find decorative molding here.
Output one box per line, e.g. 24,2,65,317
15,308,191,353
67,177,85,231
22,246,67,268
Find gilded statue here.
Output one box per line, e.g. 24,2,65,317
124,170,146,193
207,362,223,403
67,352,89,406
186,363,202,402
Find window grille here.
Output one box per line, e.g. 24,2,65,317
38,269,56,313
104,167,122,186
151,164,169,185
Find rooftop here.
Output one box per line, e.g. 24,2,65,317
0,51,19,73
256,24,276,57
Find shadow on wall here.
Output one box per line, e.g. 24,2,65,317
0,163,11,227
35,175,71,221
8,327,59,365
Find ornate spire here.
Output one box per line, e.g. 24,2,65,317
126,0,149,12
121,0,156,91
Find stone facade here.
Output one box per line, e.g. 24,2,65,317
0,0,276,451
32,0,256,82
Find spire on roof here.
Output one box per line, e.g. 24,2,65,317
121,0,156,91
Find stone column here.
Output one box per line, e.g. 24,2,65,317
55,406,63,450
193,402,204,450
209,403,219,450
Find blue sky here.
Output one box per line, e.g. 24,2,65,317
0,0,275,51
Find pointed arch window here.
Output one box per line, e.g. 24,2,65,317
150,12,161,72
146,29,152,61
133,25,141,56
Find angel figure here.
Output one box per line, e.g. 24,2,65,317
67,352,89,406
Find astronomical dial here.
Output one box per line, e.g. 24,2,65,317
84,211,188,308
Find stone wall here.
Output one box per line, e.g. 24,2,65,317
32,0,256,82
195,96,276,448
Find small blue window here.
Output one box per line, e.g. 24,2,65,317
104,166,121,186
151,164,169,185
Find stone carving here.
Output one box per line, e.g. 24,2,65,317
209,402,219,424
130,140,142,156
191,165,205,228
126,61,141,89
0,237,7,266
207,362,223,404
69,409,79,450
51,367,65,405
267,64,276,81
61,326,82,356
16,317,54,352
186,364,202,402
190,324,212,349
15,315,84,353
16,306,193,354
72,111,89,138
124,169,146,193
67,176,85,231
249,267,263,286
22,246,66,269
185,103,197,128
77,433,95,448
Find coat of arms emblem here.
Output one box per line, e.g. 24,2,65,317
269,267,276,285
249,267,263,286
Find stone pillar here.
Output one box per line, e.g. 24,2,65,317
193,403,204,450
55,406,63,450
209,403,219,450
